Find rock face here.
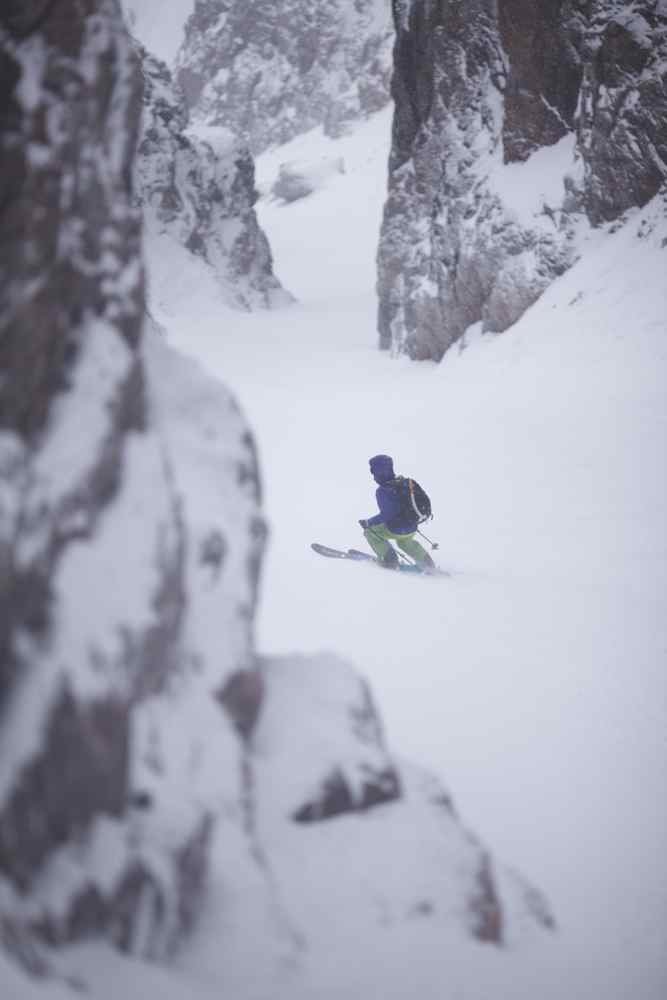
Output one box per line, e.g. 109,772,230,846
0,0,264,970
498,0,586,163
578,0,667,223
174,0,394,153
378,0,667,360
137,46,288,308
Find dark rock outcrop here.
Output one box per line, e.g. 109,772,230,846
499,1,586,162
378,0,667,360
577,1,667,223
218,668,265,739
292,766,401,823
0,690,129,892
175,0,394,153
468,853,504,944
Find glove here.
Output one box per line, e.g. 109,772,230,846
358,519,369,530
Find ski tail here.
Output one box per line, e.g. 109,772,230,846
310,543,376,562
311,543,349,559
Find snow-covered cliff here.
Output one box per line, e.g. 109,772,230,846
378,0,667,359
137,47,288,309
0,0,265,973
174,0,394,153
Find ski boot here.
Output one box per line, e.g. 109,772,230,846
378,547,399,570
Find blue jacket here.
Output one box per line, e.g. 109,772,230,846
366,481,418,534
366,454,418,535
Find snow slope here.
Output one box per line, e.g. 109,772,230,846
150,108,667,997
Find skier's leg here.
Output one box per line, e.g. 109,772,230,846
393,532,435,569
363,525,399,567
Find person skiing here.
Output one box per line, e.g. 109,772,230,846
358,454,436,571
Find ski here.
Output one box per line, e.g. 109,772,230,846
311,543,446,575
346,548,378,561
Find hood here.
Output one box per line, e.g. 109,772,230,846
369,454,394,484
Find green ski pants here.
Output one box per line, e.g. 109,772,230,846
363,524,430,564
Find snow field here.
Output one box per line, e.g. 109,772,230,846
151,108,667,998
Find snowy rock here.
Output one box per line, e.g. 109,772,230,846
174,0,394,153
136,47,289,309
227,653,554,982
271,156,345,203
377,0,578,360
0,0,265,973
576,0,667,223
377,0,667,360
257,655,402,823
499,0,586,163
0,1,144,442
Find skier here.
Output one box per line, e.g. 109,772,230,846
358,454,436,571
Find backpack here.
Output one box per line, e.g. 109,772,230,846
396,476,432,524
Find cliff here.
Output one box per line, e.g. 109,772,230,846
175,0,394,153
137,46,289,308
378,0,667,359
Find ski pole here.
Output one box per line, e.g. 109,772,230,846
417,527,439,550
367,525,415,565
